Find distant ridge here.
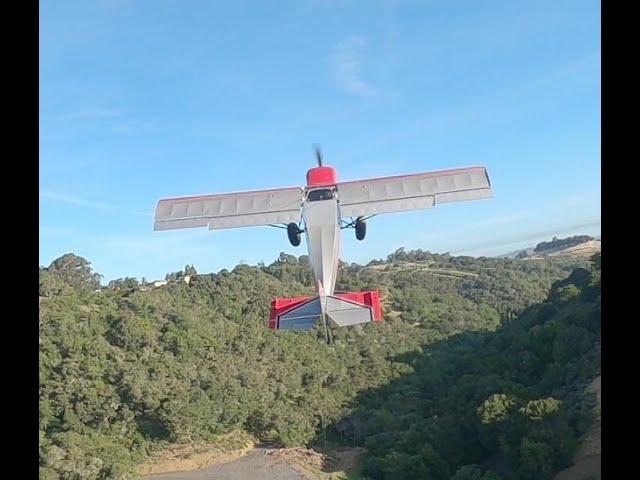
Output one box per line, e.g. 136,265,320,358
496,247,534,259
495,235,601,260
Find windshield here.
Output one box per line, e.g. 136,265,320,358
307,188,334,202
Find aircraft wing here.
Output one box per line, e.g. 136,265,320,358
154,187,304,231
336,166,492,218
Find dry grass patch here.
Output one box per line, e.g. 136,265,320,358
137,430,257,476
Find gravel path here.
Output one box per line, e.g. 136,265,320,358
143,448,307,480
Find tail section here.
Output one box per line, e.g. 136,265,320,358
333,291,382,322
269,291,382,331
269,295,319,331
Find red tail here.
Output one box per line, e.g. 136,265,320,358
269,296,312,329
334,291,383,322
269,290,382,330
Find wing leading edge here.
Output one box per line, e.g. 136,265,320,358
336,166,492,217
154,187,304,231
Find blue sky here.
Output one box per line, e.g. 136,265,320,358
40,0,600,282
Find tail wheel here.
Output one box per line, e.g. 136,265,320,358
287,223,302,246
355,217,366,241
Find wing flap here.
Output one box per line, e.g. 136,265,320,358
340,196,436,217
436,186,493,204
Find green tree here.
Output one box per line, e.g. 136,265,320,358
47,253,102,290
477,394,516,424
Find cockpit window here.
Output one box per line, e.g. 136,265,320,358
307,188,334,202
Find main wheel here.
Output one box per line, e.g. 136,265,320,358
355,217,366,241
287,223,302,246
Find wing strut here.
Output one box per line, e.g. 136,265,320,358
341,215,376,229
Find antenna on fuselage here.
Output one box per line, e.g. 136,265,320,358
313,144,323,167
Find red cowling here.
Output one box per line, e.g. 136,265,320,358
306,166,337,187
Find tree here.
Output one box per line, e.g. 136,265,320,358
38,248,599,480
519,398,561,421
39,269,67,297
519,438,555,479
165,271,184,281
108,278,139,290
277,252,297,264
47,253,102,290
452,465,503,480
477,394,516,424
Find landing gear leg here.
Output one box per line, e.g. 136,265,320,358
321,314,334,345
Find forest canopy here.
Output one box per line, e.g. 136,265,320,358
39,248,600,480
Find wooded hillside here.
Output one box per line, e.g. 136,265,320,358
39,250,600,480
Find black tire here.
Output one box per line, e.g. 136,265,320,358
287,223,301,246
355,217,366,241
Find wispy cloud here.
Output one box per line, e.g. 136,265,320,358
90,230,220,281
562,192,600,209
335,50,599,160
110,119,156,134
56,107,155,134
99,230,212,254
330,36,375,96
39,225,81,238
469,210,535,229
40,190,152,217
449,219,601,256
59,108,123,121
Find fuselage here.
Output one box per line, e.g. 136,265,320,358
302,189,341,298
301,165,343,309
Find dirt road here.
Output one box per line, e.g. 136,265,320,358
143,447,307,480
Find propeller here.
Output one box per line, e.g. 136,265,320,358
313,144,323,167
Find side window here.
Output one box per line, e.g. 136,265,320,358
307,189,334,202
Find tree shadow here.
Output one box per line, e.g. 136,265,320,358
311,305,599,479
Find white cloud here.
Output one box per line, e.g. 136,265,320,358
40,190,152,217
56,107,155,134
59,108,123,121
110,119,156,134
449,219,601,256
562,193,600,208
330,36,375,96
469,210,535,229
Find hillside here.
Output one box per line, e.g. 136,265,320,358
532,240,601,260
553,375,601,480
39,249,600,480
499,235,601,260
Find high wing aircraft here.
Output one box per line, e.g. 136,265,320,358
154,150,493,340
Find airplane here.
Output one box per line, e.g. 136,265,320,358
154,149,493,341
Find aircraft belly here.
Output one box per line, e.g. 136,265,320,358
303,200,341,297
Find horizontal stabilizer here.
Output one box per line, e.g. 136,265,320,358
269,291,382,331
272,296,322,331
325,295,374,327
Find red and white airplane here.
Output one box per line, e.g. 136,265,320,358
154,150,492,337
